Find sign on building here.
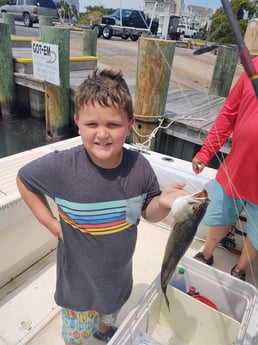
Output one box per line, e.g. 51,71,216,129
32,41,60,86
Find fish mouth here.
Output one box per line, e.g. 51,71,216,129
189,189,210,204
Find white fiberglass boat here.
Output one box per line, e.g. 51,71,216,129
0,136,257,345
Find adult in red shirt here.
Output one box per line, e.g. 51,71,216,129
192,57,258,280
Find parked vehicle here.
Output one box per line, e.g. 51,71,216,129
158,14,181,40
177,23,197,38
0,0,58,27
92,8,159,41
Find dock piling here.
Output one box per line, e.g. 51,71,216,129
83,29,97,56
0,23,16,119
2,13,16,35
209,46,239,97
40,26,70,140
132,37,176,150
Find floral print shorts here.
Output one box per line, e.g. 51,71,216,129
61,308,119,344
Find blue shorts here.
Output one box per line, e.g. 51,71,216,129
61,308,119,344
202,180,258,249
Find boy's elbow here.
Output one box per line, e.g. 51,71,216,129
16,175,29,198
16,175,22,192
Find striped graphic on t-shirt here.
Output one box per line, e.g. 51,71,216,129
55,196,142,235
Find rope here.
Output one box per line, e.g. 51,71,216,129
132,115,206,150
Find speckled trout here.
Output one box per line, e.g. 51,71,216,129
161,190,210,311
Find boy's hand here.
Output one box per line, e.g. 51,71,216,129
142,183,188,223
49,217,63,241
159,183,188,210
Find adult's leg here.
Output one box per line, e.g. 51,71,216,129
234,200,258,274
236,236,258,272
201,225,231,259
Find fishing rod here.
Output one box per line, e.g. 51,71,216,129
220,0,258,98
193,43,237,55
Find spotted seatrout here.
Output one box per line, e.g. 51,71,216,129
161,190,210,311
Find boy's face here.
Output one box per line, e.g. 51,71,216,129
74,102,134,169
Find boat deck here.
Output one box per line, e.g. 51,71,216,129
1,219,256,345
1,137,258,345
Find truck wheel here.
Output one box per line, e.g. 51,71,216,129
130,35,139,41
23,12,33,27
121,34,129,40
102,25,113,39
92,24,102,38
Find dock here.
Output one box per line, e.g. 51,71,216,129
11,47,229,164
1,25,239,166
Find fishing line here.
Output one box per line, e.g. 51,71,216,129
137,4,217,107
205,132,257,286
145,39,256,284
134,4,257,284
196,121,258,286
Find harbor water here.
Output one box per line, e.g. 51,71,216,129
0,115,77,159
0,115,48,158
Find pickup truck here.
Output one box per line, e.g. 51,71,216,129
177,24,197,38
92,8,159,41
0,0,58,27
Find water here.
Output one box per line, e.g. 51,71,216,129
0,115,77,159
1,115,52,159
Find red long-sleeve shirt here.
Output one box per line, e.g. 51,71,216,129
195,57,258,204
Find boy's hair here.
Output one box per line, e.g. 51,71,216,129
74,68,134,120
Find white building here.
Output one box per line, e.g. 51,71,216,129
181,4,213,30
144,0,181,19
144,1,214,30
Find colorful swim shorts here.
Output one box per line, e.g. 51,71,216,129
61,308,119,344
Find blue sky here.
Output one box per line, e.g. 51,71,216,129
81,1,222,11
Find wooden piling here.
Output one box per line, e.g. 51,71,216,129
209,46,239,97
0,23,16,118
132,37,176,150
40,27,70,140
83,29,97,56
2,13,16,35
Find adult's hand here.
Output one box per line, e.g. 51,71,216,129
192,157,206,174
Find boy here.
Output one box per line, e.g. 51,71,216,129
16,69,187,344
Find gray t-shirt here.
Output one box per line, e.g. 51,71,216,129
18,145,161,313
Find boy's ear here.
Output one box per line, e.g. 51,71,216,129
74,114,79,126
128,117,135,134
129,117,135,127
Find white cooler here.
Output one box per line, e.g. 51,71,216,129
109,255,258,345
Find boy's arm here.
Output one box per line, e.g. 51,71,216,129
16,176,63,240
142,183,187,223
